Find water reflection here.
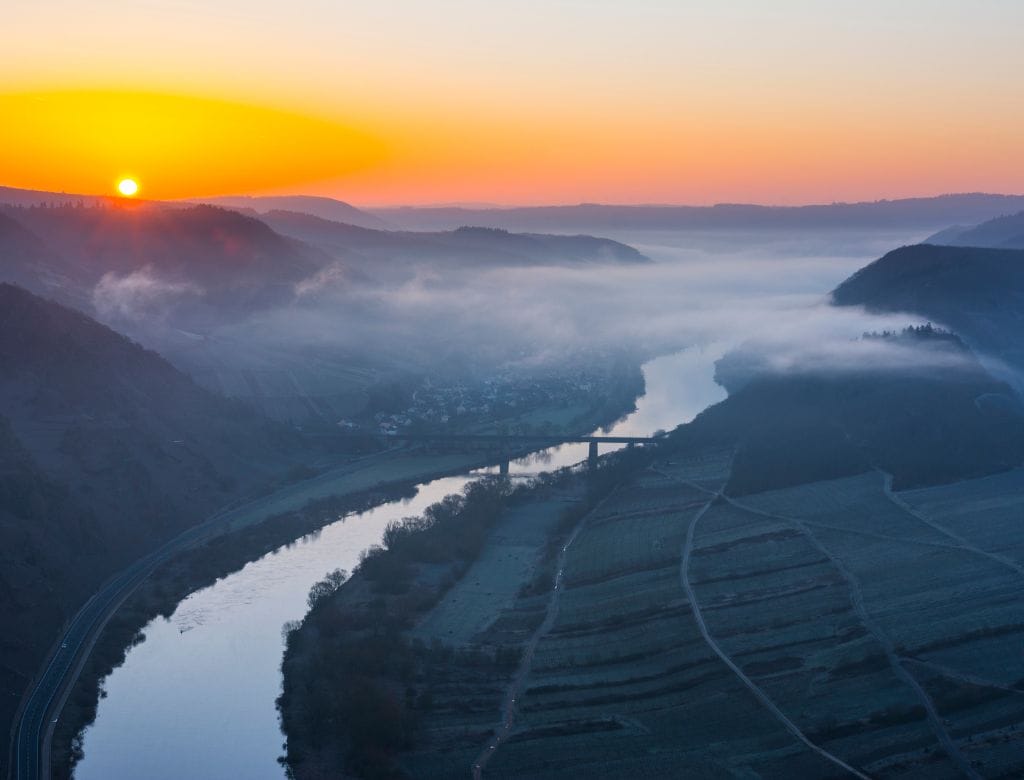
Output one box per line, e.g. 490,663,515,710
74,348,724,780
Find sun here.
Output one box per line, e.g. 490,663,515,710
117,178,139,197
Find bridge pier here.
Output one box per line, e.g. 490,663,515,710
588,440,599,470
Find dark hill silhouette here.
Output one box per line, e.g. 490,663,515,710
831,243,1024,374
0,211,89,304
0,185,389,230
924,210,1024,249
676,327,1024,494
259,209,649,272
0,283,305,743
0,204,334,325
0,184,112,209
371,193,1024,233
198,194,391,230
3,202,324,284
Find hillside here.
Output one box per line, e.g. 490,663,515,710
831,243,1024,375
0,203,331,324
677,327,1024,494
0,185,111,210
372,193,1024,233
0,212,89,305
283,429,1024,778
197,194,392,230
0,417,100,750
924,211,1024,249
259,210,650,273
0,283,305,746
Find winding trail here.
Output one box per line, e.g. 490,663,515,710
715,486,981,779
471,489,616,779
798,518,993,553
676,489,872,779
880,470,1024,578
904,657,1024,697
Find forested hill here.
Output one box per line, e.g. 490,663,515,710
831,243,1024,373
371,193,1024,232
925,210,1024,249
0,282,304,745
256,210,650,268
676,327,1024,495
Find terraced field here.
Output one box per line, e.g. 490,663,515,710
400,456,1024,778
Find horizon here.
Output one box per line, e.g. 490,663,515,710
4,181,1024,213
6,1,1024,205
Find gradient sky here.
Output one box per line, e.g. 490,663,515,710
3,0,1023,205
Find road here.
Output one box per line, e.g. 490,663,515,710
9,444,490,780
11,499,245,780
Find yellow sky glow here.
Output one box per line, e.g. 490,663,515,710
3,1,1024,205
0,91,383,200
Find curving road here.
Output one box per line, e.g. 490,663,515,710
10,446,422,780
11,506,237,780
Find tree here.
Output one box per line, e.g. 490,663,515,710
306,568,347,610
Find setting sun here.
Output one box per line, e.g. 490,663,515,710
117,177,139,197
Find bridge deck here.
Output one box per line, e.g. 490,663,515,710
334,432,658,445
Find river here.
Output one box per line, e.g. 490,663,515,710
73,347,726,780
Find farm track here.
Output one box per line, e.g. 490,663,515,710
669,475,872,780
471,462,1012,779
695,477,981,779
881,471,1024,578
471,488,621,779
798,518,994,552
904,657,1024,697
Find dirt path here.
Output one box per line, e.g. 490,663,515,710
719,487,980,780
675,485,872,779
880,470,1024,578
904,657,1024,697
471,488,618,779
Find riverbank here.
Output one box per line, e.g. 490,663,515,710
278,446,654,778
50,449,504,779
53,382,648,778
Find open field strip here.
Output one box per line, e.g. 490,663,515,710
470,485,616,779
413,499,571,646
900,468,1024,561
888,470,1024,576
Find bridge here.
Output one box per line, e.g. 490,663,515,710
332,431,662,472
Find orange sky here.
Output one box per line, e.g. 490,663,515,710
3,1,1023,205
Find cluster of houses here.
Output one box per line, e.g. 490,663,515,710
341,366,609,436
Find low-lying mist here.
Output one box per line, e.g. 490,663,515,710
92,223,953,405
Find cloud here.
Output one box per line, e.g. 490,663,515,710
93,267,203,323
294,262,350,298
107,224,975,395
